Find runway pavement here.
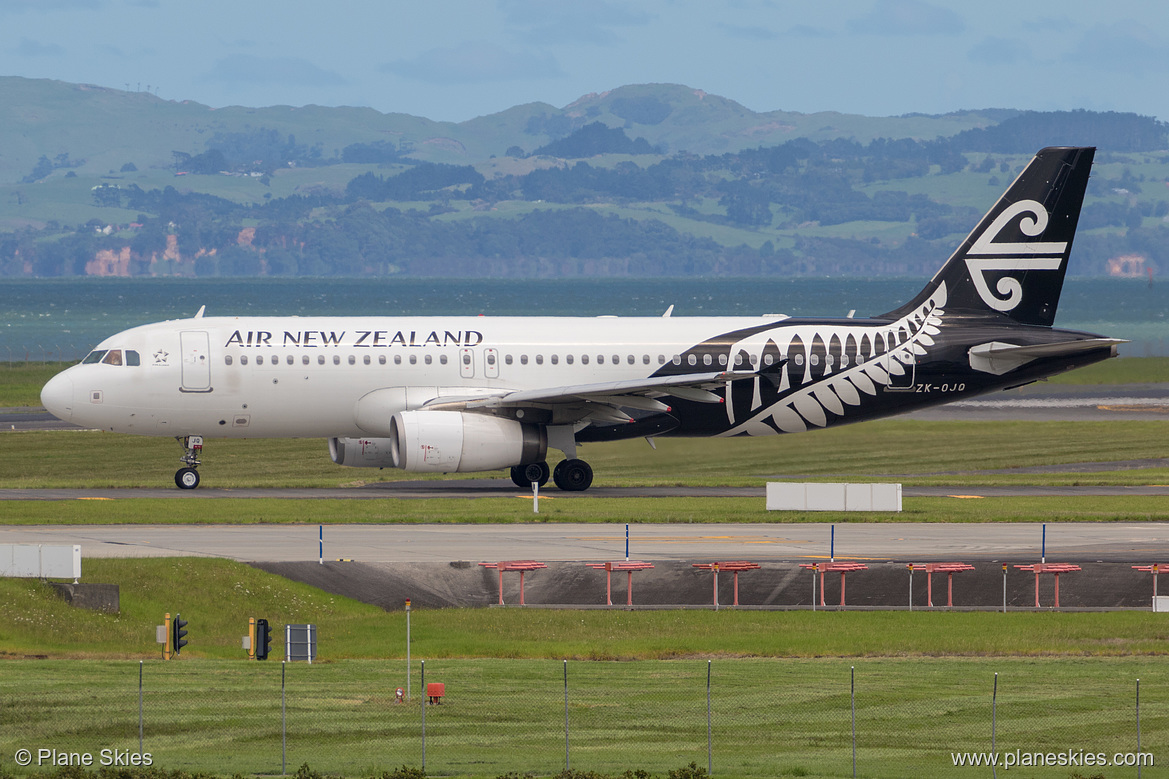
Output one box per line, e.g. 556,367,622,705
2,521,1168,564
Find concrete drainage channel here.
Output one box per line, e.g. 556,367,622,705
252,559,1163,611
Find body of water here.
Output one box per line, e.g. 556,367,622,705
2,276,1165,360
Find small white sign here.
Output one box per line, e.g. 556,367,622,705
766,483,902,512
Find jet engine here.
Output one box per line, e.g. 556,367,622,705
330,411,548,473
389,410,547,472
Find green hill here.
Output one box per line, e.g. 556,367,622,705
2,76,1167,279
0,77,1003,186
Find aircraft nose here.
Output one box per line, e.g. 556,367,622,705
41,372,74,421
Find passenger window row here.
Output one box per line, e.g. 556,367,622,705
219,349,856,370
225,353,451,367
223,352,678,367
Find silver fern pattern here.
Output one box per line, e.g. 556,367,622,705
719,282,948,436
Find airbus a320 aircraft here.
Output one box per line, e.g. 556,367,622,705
42,147,1120,492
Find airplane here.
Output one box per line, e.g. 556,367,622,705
41,146,1122,492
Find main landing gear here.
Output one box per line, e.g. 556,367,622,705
553,459,593,491
175,435,203,490
509,459,594,491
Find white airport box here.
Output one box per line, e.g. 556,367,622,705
767,483,901,512
766,482,808,511
806,483,846,511
0,544,81,580
1154,596,1169,613
870,483,902,511
844,483,871,510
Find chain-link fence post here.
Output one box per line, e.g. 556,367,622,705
563,659,570,772
850,666,856,778
991,672,998,779
420,659,426,773
138,661,143,754
281,661,287,775
706,660,712,777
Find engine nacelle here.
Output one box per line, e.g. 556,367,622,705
389,410,547,473
329,436,397,468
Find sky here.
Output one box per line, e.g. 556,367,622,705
1,0,1168,124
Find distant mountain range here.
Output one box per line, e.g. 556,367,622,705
1,76,1166,279
0,76,1021,184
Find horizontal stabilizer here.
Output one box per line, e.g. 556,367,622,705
968,338,1126,375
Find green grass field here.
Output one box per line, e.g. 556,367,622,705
1,656,1161,778
4,416,1167,501
1,559,1167,778
7,559,1169,661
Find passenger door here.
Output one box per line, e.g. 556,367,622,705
179,331,212,392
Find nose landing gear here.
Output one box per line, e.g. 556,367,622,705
175,435,203,490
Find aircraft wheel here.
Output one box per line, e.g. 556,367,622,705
552,459,593,492
511,461,550,488
175,467,201,490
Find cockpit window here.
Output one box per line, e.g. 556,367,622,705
82,349,140,366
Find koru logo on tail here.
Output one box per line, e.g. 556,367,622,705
964,199,1067,312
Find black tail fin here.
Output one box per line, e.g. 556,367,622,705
881,146,1094,326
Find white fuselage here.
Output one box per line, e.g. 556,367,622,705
42,314,797,438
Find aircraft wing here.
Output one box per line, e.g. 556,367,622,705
422,370,757,423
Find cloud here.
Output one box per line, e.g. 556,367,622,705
1064,22,1169,76
1021,16,1077,34
17,37,64,57
847,0,964,36
718,22,780,41
0,0,99,11
380,41,562,85
786,24,834,39
967,36,1032,66
203,54,347,87
499,0,650,45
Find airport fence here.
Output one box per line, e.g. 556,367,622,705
1,658,1161,778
